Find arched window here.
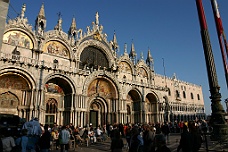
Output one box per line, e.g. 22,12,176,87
79,46,109,70
127,105,131,115
46,98,58,113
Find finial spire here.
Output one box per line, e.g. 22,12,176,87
129,40,137,64
35,3,46,36
111,31,118,51
21,4,26,18
146,48,154,70
54,12,63,31
124,43,127,54
129,41,136,58
69,17,77,33
38,3,45,18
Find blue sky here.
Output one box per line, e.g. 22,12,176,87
7,0,228,115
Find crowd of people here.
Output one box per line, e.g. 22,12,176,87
0,118,209,152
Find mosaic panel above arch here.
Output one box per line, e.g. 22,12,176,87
118,61,132,74
0,74,30,90
3,30,33,49
137,67,148,78
88,78,117,99
43,41,69,58
45,83,64,94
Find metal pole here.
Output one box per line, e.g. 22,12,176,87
196,0,228,141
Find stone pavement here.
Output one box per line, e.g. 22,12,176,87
50,133,228,152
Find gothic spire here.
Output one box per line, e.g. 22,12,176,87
129,42,136,58
68,17,77,35
146,48,154,70
35,3,46,36
38,3,45,19
111,31,118,51
129,41,137,64
54,12,63,31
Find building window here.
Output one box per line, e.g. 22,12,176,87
46,98,58,113
176,90,180,98
197,94,200,100
191,93,194,99
168,88,171,96
183,91,186,98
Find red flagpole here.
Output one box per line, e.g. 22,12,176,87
211,0,228,89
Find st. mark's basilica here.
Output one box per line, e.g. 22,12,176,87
0,3,205,127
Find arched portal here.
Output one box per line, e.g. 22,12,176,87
127,89,142,124
0,74,31,116
145,93,159,123
89,98,107,127
87,77,118,126
45,77,73,125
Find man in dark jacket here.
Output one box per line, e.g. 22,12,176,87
161,122,170,143
39,124,51,151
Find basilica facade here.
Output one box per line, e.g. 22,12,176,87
0,3,205,127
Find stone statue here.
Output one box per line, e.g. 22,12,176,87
95,12,99,25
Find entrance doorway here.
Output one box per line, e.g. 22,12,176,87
90,110,98,127
45,115,55,127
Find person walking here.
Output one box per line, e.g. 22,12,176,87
129,126,144,152
177,124,193,152
110,131,124,152
39,124,51,152
161,122,170,143
143,125,155,152
59,125,70,152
